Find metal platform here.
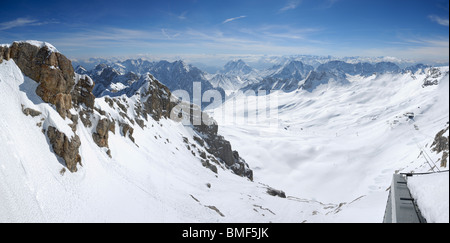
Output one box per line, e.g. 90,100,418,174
383,174,427,223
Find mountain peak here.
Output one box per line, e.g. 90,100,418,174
222,59,253,75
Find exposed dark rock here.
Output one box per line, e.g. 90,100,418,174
441,152,448,168
120,122,135,143
93,118,112,148
423,68,442,87
205,205,225,217
108,121,116,134
94,107,106,116
47,126,81,173
2,42,100,174
104,97,114,108
431,126,449,154
135,118,145,129
79,109,92,128
266,187,287,198
69,114,79,132
72,75,95,109
193,136,205,147
115,100,127,113
202,159,218,174
431,125,449,168
53,93,72,118
21,105,41,117
141,77,175,121
3,42,75,119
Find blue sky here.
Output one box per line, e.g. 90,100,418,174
0,0,448,63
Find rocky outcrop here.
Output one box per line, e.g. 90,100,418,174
1,42,75,118
170,96,253,180
95,72,253,180
431,125,449,168
266,187,287,198
1,41,96,173
195,113,253,180
140,75,175,121
47,127,81,172
72,75,95,109
21,105,42,117
5,41,253,179
120,122,135,143
93,119,114,148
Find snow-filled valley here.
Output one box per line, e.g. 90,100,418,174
0,41,449,223
209,68,449,222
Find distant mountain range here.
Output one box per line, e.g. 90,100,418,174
74,57,433,101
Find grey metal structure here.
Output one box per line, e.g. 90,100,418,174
383,174,427,223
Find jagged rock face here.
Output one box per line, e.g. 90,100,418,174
181,104,253,180
72,75,95,109
120,123,135,143
110,73,254,180
1,42,75,118
75,65,88,75
267,187,287,198
431,125,449,168
3,41,253,180
1,41,94,173
21,105,42,117
47,127,81,173
142,78,175,121
423,68,444,87
93,119,113,148
432,127,449,154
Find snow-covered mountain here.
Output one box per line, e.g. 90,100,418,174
239,60,434,93
1,41,448,223
241,60,314,92
87,64,140,97
83,59,224,107
221,59,255,76
2,41,298,223
209,60,262,91
245,55,434,70
301,70,349,92
316,60,401,76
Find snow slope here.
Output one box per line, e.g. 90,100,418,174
1,59,354,223
210,67,449,222
408,172,449,223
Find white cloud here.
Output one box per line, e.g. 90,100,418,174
0,17,57,31
429,15,449,26
161,29,181,39
0,17,38,30
279,0,301,13
178,11,188,20
222,16,247,24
